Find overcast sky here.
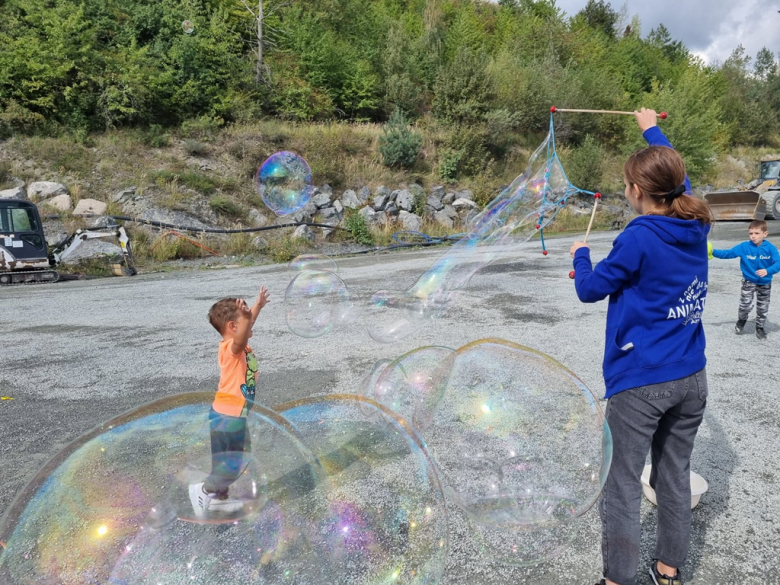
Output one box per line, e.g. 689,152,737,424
510,0,780,64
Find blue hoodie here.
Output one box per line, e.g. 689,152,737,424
572,127,708,399
712,240,780,285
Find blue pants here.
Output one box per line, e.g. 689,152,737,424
203,408,251,496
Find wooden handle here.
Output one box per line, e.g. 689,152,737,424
551,107,667,119
583,197,600,244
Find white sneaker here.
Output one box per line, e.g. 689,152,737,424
189,482,244,517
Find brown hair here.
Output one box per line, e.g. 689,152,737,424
208,298,239,334
749,220,768,232
624,146,712,224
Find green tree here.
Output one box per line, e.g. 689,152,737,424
579,0,618,38
379,108,422,169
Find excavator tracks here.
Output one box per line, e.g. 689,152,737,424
0,270,60,286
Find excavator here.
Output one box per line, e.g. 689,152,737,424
704,155,780,221
0,198,135,285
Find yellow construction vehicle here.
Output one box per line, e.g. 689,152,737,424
704,155,780,221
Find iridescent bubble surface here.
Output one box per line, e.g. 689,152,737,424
289,253,339,274
422,339,611,564
277,395,449,584
0,394,327,584
370,346,456,432
181,20,194,34
257,151,314,216
285,269,359,338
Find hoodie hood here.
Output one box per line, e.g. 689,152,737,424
626,215,710,246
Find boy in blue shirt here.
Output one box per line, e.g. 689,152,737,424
712,220,780,340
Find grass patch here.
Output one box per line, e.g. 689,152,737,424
209,196,246,219
0,161,12,189
14,136,94,176
149,169,218,194
266,236,309,263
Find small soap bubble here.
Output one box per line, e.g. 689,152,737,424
182,20,194,34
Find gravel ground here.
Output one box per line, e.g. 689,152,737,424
1,220,779,584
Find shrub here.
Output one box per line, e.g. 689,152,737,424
379,109,422,169
184,139,210,156
266,236,306,263
141,125,170,148
343,210,374,245
564,135,604,191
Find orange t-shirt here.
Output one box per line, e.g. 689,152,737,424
212,339,259,417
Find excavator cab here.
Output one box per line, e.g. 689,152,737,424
0,199,58,284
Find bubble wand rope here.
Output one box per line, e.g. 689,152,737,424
569,193,601,280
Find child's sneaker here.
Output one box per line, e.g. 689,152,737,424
189,482,243,517
649,560,682,585
756,327,767,340
735,319,746,333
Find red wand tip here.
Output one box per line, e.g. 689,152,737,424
543,250,548,256
550,106,557,113
594,192,602,199
660,111,668,120
569,270,576,280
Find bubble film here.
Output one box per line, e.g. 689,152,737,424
366,118,594,344
370,346,456,433
423,339,611,563
289,253,339,274
257,151,314,216
181,20,194,33
277,395,449,584
0,394,327,584
285,269,359,338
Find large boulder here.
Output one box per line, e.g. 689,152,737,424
110,187,137,204
333,200,344,214
0,187,26,200
312,190,333,208
292,224,315,243
358,206,376,223
396,189,414,212
430,185,445,200
433,211,454,229
372,193,388,211
44,194,73,212
340,189,360,209
441,205,459,220
384,202,399,217
73,198,107,217
456,189,475,201
28,181,69,200
317,207,342,223
374,211,388,226
374,185,391,199
426,196,444,211
357,186,371,203
61,240,123,265
442,192,456,205
452,197,478,211
399,211,422,231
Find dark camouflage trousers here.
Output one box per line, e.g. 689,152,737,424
739,279,772,329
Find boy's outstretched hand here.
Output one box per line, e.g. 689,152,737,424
250,286,270,324
571,241,589,258
634,107,658,132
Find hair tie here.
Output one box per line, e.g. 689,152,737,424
664,185,686,200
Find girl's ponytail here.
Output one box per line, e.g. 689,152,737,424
624,146,713,224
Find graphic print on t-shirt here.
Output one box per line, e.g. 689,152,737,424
240,350,258,411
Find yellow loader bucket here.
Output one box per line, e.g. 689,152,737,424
703,191,767,221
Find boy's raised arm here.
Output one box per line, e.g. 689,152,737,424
231,300,253,356
250,286,270,325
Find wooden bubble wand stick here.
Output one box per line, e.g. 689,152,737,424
569,193,601,280
551,106,668,119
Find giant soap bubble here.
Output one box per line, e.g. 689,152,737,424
0,394,326,584
257,151,314,216
423,339,611,565
276,395,449,584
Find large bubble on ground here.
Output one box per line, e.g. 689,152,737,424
257,151,314,216
285,269,359,338
0,394,328,584
368,346,456,433
424,339,611,563
276,395,449,584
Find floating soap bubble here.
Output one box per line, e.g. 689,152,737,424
285,269,359,338
181,20,194,34
422,339,611,565
367,115,596,344
257,151,314,216
0,393,327,584
276,395,449,584
289,253,339,274
370,346,456,433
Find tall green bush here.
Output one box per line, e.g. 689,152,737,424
379,109,422,169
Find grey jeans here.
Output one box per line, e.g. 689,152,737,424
601,369,708,585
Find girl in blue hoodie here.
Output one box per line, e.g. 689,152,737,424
571,109,713,585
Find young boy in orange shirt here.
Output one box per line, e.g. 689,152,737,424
189,286,270,516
